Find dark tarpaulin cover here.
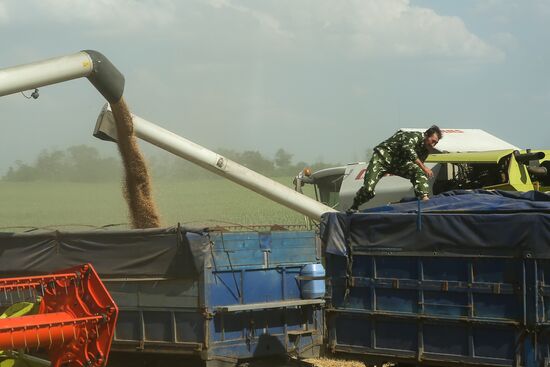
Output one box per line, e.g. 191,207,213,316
0,226,210,277
321,190,550,257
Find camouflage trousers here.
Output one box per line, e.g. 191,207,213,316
351,152,429,209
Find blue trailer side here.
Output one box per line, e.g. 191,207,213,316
322,190,550,367
204,230,324,364
106,229,324,366
326,254,549,366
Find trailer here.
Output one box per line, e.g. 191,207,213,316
321,190,550,367
0,225,324,367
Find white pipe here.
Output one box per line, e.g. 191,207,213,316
94,104,338,221
0,52,93,97
0,50,124,103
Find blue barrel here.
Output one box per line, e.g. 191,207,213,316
300,263,326,299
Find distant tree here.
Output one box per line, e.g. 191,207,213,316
239,150,274,174
217,148,279,174
217,148,241,162
3,161,36,181
66,145,119,181
2,145,341,182
68,145,99,163
294,161,308,169
161,156,218,180
2,145,121,182
35,149,67,180
274,148,293,168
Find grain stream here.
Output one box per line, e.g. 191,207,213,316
110,98,161,228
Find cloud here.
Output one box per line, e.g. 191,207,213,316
207,0,291,38
311,0,504,62
475,0,550,23
1,0,504,64
490,32,518,51
5,0,178,34
203,0,504,63
535,0,550,17
0,3,7,25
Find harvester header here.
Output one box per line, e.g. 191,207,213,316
0,264,118,367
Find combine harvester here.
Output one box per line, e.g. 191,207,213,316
299,129,549,210
0,264,117,367
2,51,550,367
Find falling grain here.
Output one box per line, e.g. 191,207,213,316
110,98,161,228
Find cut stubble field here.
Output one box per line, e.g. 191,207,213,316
0,177,316,231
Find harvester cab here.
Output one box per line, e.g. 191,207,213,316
300,129,549,211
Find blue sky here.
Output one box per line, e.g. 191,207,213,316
0,0,549,173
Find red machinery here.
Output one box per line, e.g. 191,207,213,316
0,264,118,367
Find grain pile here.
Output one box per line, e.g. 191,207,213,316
304,357,393,367
303,358,367,367
110,98,161,228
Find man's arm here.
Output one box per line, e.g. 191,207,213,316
415,158,433,178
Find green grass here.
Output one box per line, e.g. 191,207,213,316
0,177,317,231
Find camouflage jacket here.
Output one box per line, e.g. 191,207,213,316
374,130,429,168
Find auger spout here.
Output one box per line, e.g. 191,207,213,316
0,50,124,103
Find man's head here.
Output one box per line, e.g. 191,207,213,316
424,125,442,150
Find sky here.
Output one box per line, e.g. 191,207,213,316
1,0,549,174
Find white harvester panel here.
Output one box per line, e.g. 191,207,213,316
401,128,518,152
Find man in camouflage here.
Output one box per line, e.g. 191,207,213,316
350,125,442,210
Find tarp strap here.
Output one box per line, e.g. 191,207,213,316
417,198,422,231
220,232,241,301
343,213,354,303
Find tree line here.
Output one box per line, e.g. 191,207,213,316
2,145,339,182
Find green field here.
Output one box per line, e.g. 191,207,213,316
0,177,318,231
